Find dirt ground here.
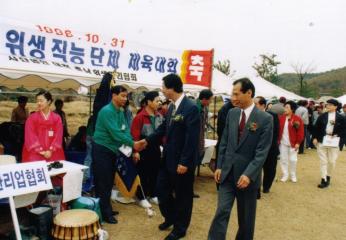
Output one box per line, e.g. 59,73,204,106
1,100,346,239
103,149,346,240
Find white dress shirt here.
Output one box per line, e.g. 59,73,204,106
239,102,255,124
326,112,336,135
281,118,291,146
173,93,185,111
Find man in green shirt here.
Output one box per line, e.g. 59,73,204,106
92,85,145,224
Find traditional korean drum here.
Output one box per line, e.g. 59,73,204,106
52,209,100,240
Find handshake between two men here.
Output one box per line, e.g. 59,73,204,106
133,139,148,152
131,139,188,174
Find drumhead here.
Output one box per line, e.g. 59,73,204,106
54,209,99,227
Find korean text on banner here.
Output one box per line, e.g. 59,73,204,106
0,17,213,88
0,161,52,198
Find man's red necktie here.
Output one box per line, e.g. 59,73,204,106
238,110,246,143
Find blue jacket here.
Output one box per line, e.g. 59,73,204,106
146,96,200,174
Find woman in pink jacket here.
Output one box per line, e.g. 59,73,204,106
22,90,65,162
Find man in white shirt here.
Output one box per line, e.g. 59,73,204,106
208,78,273,240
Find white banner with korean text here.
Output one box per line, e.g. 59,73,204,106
0,161,52,198
0,17,213,89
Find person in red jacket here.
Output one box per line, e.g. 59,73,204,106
278,101,304,182
131,91,163,209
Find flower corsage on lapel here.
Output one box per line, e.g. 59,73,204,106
172,114,184,123
329,120,335,125
247,121,258,132
292,120,300,129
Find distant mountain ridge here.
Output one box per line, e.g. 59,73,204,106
277,66,346,98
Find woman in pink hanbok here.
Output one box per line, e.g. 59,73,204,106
22,90,65,162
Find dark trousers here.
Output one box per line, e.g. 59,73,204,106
298,125,307,154
305,128,314,148
156,166,194,235
339,137,345,151
136,155,160,200
262,152,278,191
92,142,117,218
208,171,257,240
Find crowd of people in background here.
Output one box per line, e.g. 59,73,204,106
259,97,346,189
2,74,346,240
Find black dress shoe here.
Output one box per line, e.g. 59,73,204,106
158,221,173,231
318,178,328,189
104,216,118,224
263,189,270,193
326,176,331,186
164,231,186,240
112,210,119,216
257,191,261,200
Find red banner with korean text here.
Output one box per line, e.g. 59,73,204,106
181,50,213,88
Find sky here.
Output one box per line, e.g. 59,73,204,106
1,0,346,79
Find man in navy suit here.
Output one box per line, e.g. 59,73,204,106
145,74,200,240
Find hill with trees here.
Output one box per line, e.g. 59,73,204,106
277,66,346,98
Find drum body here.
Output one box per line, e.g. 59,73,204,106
52,209,100,240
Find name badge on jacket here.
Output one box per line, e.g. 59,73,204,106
48,130,54,137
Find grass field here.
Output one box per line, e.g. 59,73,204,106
1,99,346,239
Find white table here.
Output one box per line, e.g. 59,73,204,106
48,160,88,177
48,160,88,203
201,139,217,164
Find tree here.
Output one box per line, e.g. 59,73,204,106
291,62,316,96
253,54,281,84
213,59,236,78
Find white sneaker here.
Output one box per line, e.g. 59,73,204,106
149,197,159,205
138,199,152,208
291,176,297,183
111,190,135,204
280,175,288,182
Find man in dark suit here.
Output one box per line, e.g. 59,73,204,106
208,78,273,240
144,74,200,240
254,96,280,197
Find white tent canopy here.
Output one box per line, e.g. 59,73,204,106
210,71,305,100
0,17,213,93
337,94,346,105
252,76,305,100
0,16,303,99
210,69,233,95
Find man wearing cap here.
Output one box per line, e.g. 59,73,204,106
312,99,346,188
